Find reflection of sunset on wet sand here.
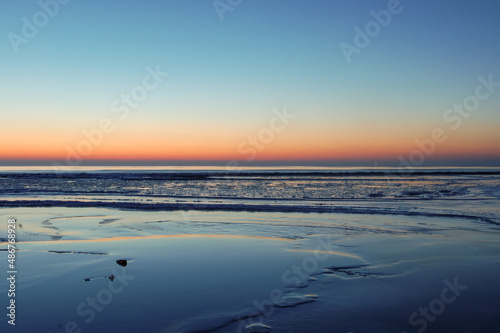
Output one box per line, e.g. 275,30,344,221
1,0,500,332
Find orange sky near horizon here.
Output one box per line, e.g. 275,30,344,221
2,119,499,164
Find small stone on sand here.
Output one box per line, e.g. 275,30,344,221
116,259,128,267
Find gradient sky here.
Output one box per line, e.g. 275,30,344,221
1,0,499,166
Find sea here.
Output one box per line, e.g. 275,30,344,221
1,166,499,221
0,166,499,332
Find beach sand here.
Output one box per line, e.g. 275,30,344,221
1,207,500,332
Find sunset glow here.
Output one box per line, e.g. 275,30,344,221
1,1,499,166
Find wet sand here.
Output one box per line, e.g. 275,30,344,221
1,207,499,332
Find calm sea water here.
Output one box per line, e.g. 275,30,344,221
0,167,499,220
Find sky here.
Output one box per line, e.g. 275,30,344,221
1,0,499,167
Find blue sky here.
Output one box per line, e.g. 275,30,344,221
1,0,499,166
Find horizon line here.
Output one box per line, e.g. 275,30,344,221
0,158,499,168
